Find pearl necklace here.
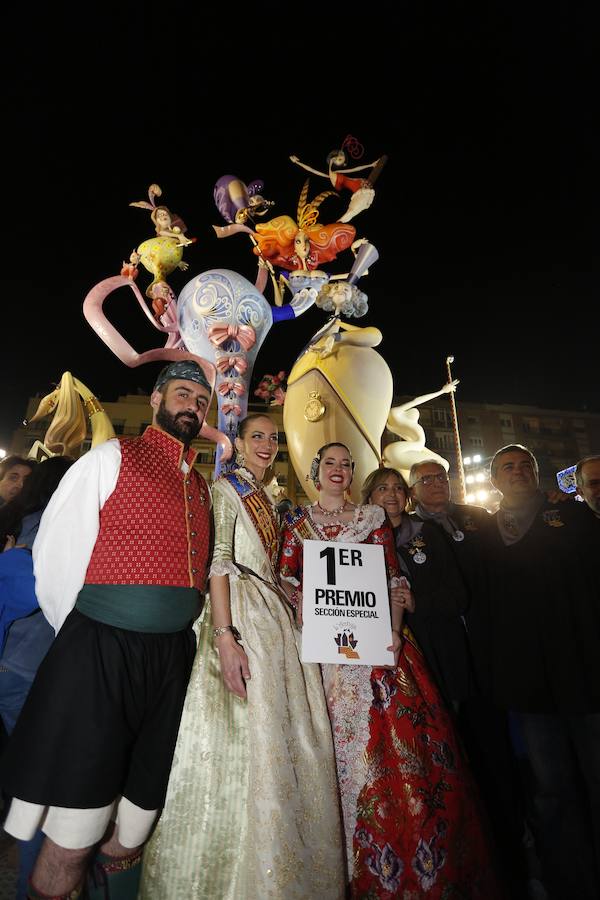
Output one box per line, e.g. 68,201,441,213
315,500,347,517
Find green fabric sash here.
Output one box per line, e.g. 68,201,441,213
76,584,201,633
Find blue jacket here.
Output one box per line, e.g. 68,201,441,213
0,548,39,651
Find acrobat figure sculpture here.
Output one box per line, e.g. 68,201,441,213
383,381,458,479
129,184,195,318
289,136,387,224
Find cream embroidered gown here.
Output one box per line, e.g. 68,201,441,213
140,471,345,899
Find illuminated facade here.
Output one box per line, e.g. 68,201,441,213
385,397,600,508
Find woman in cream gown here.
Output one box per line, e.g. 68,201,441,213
140,414,345,900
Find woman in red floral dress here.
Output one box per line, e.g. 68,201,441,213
279,443,504,899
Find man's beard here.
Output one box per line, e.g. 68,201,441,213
156,402,201,445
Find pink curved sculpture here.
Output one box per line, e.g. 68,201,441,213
83,275,232,462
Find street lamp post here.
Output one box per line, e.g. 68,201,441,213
445,356,466,503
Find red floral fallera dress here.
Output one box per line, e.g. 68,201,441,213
280,504,503,899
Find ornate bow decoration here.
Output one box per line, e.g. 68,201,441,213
207,323,256,351
215,351,248,375
221,402,243,417
218,380,246,397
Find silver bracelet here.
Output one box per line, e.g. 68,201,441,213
213,625,241,641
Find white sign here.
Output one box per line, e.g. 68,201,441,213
301,539,394,666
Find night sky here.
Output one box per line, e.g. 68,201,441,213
2,11,598,450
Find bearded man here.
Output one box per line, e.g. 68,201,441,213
1,361,213,900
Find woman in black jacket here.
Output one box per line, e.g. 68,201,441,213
362,466,474,710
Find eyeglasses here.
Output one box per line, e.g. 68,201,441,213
413,473,449,486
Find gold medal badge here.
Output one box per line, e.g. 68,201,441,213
304,391,326,422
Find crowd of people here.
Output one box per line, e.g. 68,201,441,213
0,365,599,899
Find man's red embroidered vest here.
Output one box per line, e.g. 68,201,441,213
85,427,210,589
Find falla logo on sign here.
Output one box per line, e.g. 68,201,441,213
334,627,360,659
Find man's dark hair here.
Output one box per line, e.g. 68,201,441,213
0,456,73,549
490,444,539,480
0,455,36,482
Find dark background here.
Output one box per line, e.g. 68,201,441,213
1,9,598,449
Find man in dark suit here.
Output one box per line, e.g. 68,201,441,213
489,444,600,900
409,459,528,893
